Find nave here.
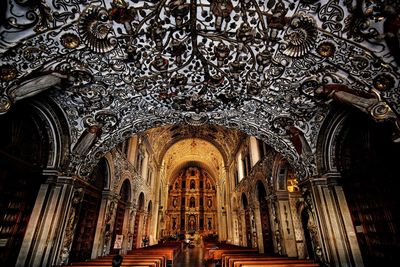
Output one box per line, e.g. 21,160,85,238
63,240,319,267
1,1,400,266
175,246,204,267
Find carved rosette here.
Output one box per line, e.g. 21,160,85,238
283,14,317,58
78,5,118,53
0,95,12,115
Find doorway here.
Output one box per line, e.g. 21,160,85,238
337,112,400,266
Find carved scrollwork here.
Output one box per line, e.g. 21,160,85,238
0,65,18,82
283,14,317,58
369,101,396,121
78,5,117,53
0,0,399,180
0,95,12,115
184,112,209,126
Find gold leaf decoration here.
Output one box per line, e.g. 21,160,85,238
78,5,117,53
61,33,80,49
283,14,317,58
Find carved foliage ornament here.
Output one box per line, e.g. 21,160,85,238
78,5,117,53
283,14,317,58
0,1,399,180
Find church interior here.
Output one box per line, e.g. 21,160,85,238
0,1,400,267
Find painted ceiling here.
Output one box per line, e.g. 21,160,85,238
145,124,245,164
161,137,225,183
0,0,399,178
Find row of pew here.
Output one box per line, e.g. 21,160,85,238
66,241,182,267
204,242,320,267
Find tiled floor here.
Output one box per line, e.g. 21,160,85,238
174,246,205,267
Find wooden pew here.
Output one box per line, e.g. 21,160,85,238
128,242,182,266
222,255,283,267
129,249,175,266
204,246,258,266
69,260,157,267
231,259,319,267
236,263,319,267
70,254,165,267
93,255,165,267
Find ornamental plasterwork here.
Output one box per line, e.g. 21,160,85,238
111,148,146,195
0,1,399,179
162,137,224,181
145,124,246,164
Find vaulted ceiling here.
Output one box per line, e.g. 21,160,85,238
0,0,399,178
145,124,245,164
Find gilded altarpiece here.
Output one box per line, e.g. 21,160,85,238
166,166,217,238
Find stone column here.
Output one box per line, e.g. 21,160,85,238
91,190,113,258
289,191,307,259
121,202,133,254
238,209,247,246
128,206,137,249
276,191,298,257
267,193,283,255
136,211,145,247
253,205,264,253
304,173,364,267
215,184,224,240
232,209,240,245
100,194,118,255
224,166,234,243
16,172,76,267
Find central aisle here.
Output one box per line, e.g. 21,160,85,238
174,246,205,267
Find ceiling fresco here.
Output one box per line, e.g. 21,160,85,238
0,0,399,178
161,138,225,182
145,124,246,164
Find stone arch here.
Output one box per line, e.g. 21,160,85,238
255,180,274,253
120,179,131,203
0,100,57,266
69,156,109,262
30,98,71,169
241,192,252,247
131,191,146,248
241,193,248,210
296,201,316,260
138,192,145,211
102,153,115,190
316,106,350,174
272,155,290,192
109,179,131,254
334,110,400,266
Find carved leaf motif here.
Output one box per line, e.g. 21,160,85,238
78,5,117,53
283,14,317,58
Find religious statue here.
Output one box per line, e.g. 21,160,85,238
7,72,68,102
73,124,102,155
190,197,195,208
315,84,400,142
190,179,195,189
285,126,311,156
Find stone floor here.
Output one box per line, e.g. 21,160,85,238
174,246,205,267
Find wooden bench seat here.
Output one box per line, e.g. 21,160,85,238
70,255,164,267
222,255,284,267
204,247,259,266
93,255,165,267
129,248,176,266
236,263,319,267
232,260,319,267
69,261,157,267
